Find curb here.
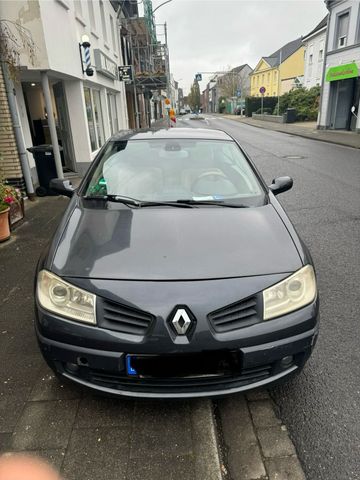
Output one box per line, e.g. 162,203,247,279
216,390,306,480
221,116,360,150
191,399,223,480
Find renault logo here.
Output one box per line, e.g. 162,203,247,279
171,308,192,335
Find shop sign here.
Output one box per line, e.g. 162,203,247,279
325,63,359,82
94,49,117,79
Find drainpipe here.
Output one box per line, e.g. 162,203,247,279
1,62,35,197
318,9,331,129
41,71,63,178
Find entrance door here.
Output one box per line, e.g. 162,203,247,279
332,78,354,130
53,82,76,171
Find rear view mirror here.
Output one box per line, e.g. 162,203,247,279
50,178,75,197
269,176,293,195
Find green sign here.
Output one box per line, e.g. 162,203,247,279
326,63,359,82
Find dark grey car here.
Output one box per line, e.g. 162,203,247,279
35,128,319,398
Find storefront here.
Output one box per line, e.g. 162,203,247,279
325,62,360,131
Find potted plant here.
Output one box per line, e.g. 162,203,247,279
0,180,21,242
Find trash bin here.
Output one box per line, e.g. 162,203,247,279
27,145,62,196
285,108,297,123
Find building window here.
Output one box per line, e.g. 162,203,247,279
267,73,270,83
110,15,116,51
336,11,350,48
309,54,313,65
74,0,82,16
84,87,105,152
318,49,323,62
88,0,95,29
107,93,119,135
100,1,108,43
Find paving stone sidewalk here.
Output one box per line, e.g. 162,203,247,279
0,195,306,480
222,115,360,149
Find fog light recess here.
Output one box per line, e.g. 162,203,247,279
280,355,294,369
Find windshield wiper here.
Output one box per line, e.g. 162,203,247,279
176,199,250,208
83,194,141,207
83,195,194,208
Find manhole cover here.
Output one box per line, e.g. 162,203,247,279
283,155,306,159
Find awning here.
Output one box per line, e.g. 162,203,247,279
326,62,359,82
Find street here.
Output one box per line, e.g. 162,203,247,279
0,116,359,480
180,114,360,480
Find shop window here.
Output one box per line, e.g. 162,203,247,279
107,93,119,135
84,87,105,152
335,11,349,49
100,1,108,43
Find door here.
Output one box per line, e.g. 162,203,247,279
333,79,354,130
53,81,76,171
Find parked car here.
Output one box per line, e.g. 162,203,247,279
35,128,319,398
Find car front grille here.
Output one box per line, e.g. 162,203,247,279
208,295,261,333
97,298,155,336
81,364,272,394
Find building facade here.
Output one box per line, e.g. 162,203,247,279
303,16,328,88
216,64,253,113
0,0,129,187
318,0,360,132
250,38,304,97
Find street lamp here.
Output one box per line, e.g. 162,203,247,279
153,0,174,14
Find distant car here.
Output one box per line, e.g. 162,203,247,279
35,128,319,398
179,108,186,115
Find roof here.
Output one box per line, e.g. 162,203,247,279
266,37,304,67
230,64,252,73
303,15,328,41
111,128,232,142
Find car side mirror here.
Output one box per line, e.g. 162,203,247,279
269,176,293,195
50,178,75,197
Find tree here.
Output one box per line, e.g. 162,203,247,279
188,80,201,112
217,66,246,100
0,19,36,78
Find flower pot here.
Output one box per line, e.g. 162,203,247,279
0,208,10,242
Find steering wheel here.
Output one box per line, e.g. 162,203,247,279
191,171,238,195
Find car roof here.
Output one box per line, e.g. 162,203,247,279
110,128,232,142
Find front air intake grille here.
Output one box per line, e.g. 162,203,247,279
97,298,155,336
208,295,260,333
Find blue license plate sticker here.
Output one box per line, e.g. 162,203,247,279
126,355,138,376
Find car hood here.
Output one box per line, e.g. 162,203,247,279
51,203,302,280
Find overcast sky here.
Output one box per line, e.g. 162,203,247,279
153,0,328,94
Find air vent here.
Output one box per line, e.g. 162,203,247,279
208,296,260,333
98,299,154,336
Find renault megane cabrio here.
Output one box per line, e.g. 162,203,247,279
35,128,319,398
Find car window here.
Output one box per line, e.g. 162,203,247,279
84,139,265,205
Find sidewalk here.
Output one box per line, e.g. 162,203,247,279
0,196,306,480
223,115,360,149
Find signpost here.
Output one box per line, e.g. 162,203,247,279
195,73,202,82
259,86,266,115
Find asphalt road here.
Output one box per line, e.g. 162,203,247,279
179,114,360,480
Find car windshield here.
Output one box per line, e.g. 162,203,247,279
84,139,265,206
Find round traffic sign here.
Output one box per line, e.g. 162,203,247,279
259,86,266,94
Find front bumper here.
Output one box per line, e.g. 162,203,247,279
36,323,318,399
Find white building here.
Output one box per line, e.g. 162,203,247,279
303,16,328,88
0,0,129,182
318,0,360,132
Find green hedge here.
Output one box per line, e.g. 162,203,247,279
277,86,321,121
245,96,278,117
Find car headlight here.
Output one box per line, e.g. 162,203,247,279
37,270,96,324
263,265,316,320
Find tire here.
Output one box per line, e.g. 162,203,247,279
36,186,48,197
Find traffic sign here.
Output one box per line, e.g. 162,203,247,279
259,86,266,95
195,73,202,82
236,89,241,97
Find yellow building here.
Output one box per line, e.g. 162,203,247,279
250,38,305,97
